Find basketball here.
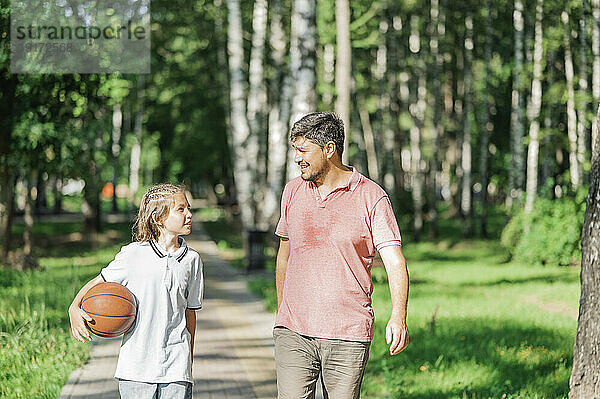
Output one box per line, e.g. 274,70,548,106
80,282,137,338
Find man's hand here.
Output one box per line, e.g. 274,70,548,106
386,317,409,355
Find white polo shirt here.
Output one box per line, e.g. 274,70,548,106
100,237,203,384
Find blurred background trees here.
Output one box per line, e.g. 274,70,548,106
0,0,597,270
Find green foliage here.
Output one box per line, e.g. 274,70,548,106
0,221,130,398
363,239,579,398
247,272,278,313
501,193,587,266
239,217,578,398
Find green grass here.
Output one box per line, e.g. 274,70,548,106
363,239,578,398
202,206,580,399
0,220,131,399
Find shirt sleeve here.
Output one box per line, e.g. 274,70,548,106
186,254,204,310
100,244,131,284
275,182,291,238
370,196,402,251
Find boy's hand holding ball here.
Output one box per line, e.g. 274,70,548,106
69,304,93,342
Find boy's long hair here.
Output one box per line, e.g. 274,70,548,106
133,183,185,242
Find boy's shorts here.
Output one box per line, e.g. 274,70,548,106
117,379,192,399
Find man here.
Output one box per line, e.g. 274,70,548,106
274,112,409,399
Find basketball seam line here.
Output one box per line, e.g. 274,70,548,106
82,292,137,308
85,311,136,318
88,323,134,335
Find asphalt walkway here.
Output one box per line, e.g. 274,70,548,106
59,223,278,399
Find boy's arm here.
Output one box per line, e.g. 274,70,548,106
275,237,290,311
185,309,196,360
68,274,104,342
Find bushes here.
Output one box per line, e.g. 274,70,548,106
501,192,587,266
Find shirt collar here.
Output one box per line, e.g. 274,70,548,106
344,166,361,191
307,165,361,192
149,237,189,262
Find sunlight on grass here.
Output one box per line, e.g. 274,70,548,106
0,221,130,399
191,206,581,398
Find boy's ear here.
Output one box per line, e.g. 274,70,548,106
151,211,162,227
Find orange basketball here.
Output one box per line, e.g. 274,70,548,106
80,282,137,338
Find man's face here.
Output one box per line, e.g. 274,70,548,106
292,137,330,183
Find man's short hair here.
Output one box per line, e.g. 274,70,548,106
290,112,345,157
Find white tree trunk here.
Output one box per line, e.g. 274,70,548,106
358,104,379,181
480,0,492,237
129,75,144,205
323,43,335,105
525,0,543,215
461,13,473,236
593,0,600,154
508,0,525,208
111,103,122,212
563,10,580,189
227,0,255,229
409,15,424,241
335,0,352,163
287,0,317,180
578,2,589,181
23,171,36,260
264,75,292,229
247,0,268,200
262,0,291,230
375,18,394,192
429,0,444,238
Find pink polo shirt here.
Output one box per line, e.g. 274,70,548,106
275,167,402,342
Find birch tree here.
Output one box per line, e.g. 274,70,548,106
461,12,474,236
247,0,268,205
429,0,444,238
578,2,589,181
563,10,580,189
409,15,424,241
358,101,379,180
508,0,525,208
21,170,38,270
335,0,351,163
593,0,600,152
111,103,122,213
287,0,317,180
129,75,144,206
263,0,292,230
525,0,543,215
570,106,600,398
480,0,492,237
375,16,395,193
227,0,255,229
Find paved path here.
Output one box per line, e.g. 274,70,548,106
59,223,278,399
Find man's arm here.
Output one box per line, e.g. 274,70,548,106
276,237,290,311
379,245,409,355
186,309,196,360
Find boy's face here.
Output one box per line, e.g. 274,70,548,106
162,192,192,236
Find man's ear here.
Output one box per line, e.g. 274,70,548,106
324,141,337,159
